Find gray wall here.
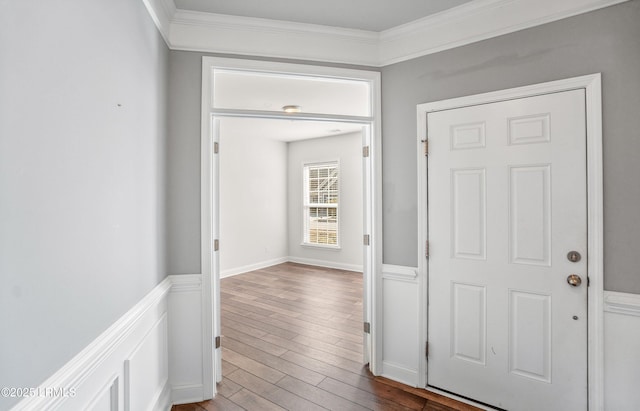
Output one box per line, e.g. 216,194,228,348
167,1,640,292
167,51,377,275
0,0,169,406
381,0,640,293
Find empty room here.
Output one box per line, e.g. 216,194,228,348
2,1,640,410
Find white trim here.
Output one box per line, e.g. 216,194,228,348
201,57,383,397
287,256,363,273
416,74,604,410
381,361,419,388
170,384,205,406
140,0,175,45
221,257,289,279
302,160,341,249
604,291,640,317
378,0,629,66
170,10,380,67
170,274,202,293
168,274,205,406
382,264,418,281
141,0,628,67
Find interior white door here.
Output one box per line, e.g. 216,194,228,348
427,89,588,410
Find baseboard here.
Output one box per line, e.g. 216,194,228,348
171,384,205,405
221,257,289,278
381,361,419,388
287,256,363,272
10,277,173,411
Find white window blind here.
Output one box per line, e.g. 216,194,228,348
303,162,339,246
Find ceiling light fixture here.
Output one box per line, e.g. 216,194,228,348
282,105,301,113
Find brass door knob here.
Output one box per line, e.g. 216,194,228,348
567,274,582,287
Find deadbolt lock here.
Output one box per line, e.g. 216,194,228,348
567,251,582,263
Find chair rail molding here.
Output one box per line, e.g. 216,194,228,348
604,291,640,317
8,274,206,411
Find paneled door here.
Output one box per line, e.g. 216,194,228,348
427,89,588,410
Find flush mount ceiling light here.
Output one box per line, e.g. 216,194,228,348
282,105,301,113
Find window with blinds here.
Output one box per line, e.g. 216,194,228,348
303,162,339,247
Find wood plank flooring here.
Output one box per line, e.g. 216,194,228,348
172,262,481,411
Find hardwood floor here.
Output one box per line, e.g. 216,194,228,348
172,262,480,411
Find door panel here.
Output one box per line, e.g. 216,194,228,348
427,90,588,410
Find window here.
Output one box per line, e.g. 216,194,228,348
303,162,339,247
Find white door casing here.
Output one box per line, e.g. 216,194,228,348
417,74,604,410
201,57,383,399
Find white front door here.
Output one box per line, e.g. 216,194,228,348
427,90,588,410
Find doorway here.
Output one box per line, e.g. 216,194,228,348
200,57,382,398
417,74,604,410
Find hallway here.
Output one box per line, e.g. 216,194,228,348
172,263,479,410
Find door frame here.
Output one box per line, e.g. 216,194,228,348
200,57,383,399
416,74,604,409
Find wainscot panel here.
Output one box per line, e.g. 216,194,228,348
381,264,419,386
604,291,640,411
10,278,173,411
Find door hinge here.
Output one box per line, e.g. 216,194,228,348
363,145,370,158
425,240,429,259
425,341,429,358
214,239,219,251
215,336,221,349
363,234,370,246
364,322,371,334
421,139,428,156
214,142,219,154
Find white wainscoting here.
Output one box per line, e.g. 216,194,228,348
10,278,173,411
168,275,204,405
604,291,640,411
381,264,419,387
10,275,206,411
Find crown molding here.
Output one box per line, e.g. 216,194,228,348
141,0,629,67
378,0,630,66
169,10,380,66
140,0,175,45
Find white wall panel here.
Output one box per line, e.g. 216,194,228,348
604,291,640,411
10,279,172,411
168,275,204,404
125,315,169,411
381,265,419,386
86,377,118,411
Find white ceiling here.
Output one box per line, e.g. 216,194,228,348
174,0,473,31
219,117,363,142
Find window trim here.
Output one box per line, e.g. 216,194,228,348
302,160,341,249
